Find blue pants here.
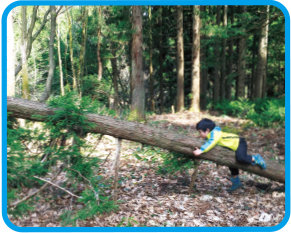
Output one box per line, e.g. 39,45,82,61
229,138,253,176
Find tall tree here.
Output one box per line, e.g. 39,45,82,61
149,6,155,112
78,7,88,96
97,6,103,81
213,6,221,102
226,6,234,100
21,6,30,99
237,6,247,98
15,6,51,76
254,6,269,98
176,6,184,112
7,9,15,97
66,7,77,91
159,6,164,114
220,5,227,99
39,6,57,102
128,6,145,121
190,6,200,112
200,6,207,110
57,16,65,96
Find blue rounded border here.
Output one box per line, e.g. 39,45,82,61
2,0,290,232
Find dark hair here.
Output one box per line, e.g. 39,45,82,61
196,118,216,132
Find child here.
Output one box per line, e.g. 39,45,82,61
193,118,267,191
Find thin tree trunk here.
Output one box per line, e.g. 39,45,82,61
237,6,247,98
254,6,269,99
21,6,30,99
57,17,65,96
221,5,227,99
39,6,57,102
7,96,285,184
226,6,234,100
200,6,207,110
190,6,200,112
213,6,221,102
128,6,145,121
15,7,51,76
176,6,184,112
251,35,257,99
78,7,88,96
7,9,15,97
149,6,155,112
262,6,270,98
66,7,77,91
113,138,122,202
97,6,103,81
159,6,164,114
111,57,119,111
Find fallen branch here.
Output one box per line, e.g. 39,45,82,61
8,164,65,208
33,175,80,199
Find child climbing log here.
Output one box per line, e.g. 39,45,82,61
7,96,285,184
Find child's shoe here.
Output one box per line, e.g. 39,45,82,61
228,176,242,192
252,154,267,170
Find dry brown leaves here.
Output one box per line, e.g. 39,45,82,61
9,111,285,228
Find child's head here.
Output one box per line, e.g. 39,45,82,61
196,118,216,139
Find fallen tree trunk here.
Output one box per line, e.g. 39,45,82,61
7,97,285,183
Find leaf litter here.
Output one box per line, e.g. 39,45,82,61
9,111,285,227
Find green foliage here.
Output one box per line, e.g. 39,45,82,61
7,93,119,223
213,97,285,127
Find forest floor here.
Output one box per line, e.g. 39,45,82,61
9,110,286,228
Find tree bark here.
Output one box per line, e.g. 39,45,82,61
111,57,119,111
7,96,285,184
176,6,184,112
57,17,65,96
200,6,207,110
39,6,57,102
21,6,30,99
129,6,145,121
254,6,269,99
97,6,103,82
149,6,155,112
220,5,227,99
237,6,247,98
213,6,221,102
159,6,164,114
190,6,200,112
226,6,234,100
7,9,15,97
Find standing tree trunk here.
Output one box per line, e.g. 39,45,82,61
176,6,184,112
128,6,145,121
190,6,200,112
7,9,15,97
57,17,65,96
237,6,247,98
159,6,164,114
66,7,77,91
21,6,30,99
251,35,257,99
39,6,57,102
213,6,221,102
200,6,207,110
111,56,119,111
97,6,103,82
78,7,88,96
262,6,270,98
220,5,227,99
149,6,155,112
254,6,269,99
226,6,234,100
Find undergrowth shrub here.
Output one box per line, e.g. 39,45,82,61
7,92,119,225
212,97,285,127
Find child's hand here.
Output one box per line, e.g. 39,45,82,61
193,147,202,156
